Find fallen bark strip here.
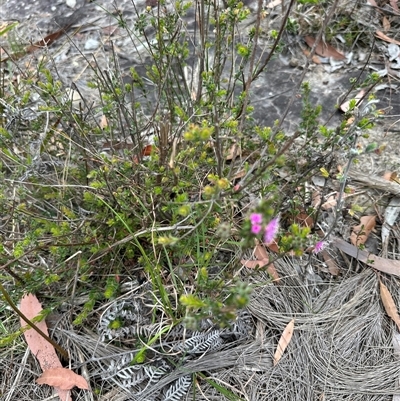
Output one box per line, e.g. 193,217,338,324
347,169,400,196
332,237,400,278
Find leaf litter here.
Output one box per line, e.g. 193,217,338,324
241,240,280,282
304,36,346,60
20,294,88,401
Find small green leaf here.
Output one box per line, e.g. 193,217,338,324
320,167,329,178
180,294,206,308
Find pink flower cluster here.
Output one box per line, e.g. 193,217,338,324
313,240,327,254
250,213,280,244
250,213,263,235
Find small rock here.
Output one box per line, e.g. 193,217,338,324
66,0,76,8
358,51,367,62
84,38,100,50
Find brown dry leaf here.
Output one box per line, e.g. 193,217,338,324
340,90,366,113
273,319,295,366
241,241,280,282
345,116,356,126
367,0,379,7
382,16,391,32
1,7,85,63
302,48,322,64
383,171,399,183
375,31,400,45
304,36,345,60
294,209,314,228
311,191,321,208
142,144,155,156
321,190,354,210
99,115,108,129
389,0,400,13
383,171,394,181
380,280,400,331
232,169,246,180
20,294,71,401
25,29,67,54
36,367,89,391
350,215,377,246
321,194,337,210
321,250,340,276
226,143,241,161
266,239,280,253
333,237,400,278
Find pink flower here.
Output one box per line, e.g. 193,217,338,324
251,224,262,235
313,241,326,254
250,213,263,225
264,217,279,244
250,213,263,235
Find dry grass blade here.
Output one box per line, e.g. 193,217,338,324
380,280,400,331
273,319,295,366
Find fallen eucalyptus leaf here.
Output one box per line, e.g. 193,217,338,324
380,281,400,331
36,367,89,391
304,36,345,60
350,215,376,246
273,319,295,366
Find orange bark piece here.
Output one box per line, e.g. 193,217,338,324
20,294,72,401
20,294,63,372
36,367,89,391
333,237,400,278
